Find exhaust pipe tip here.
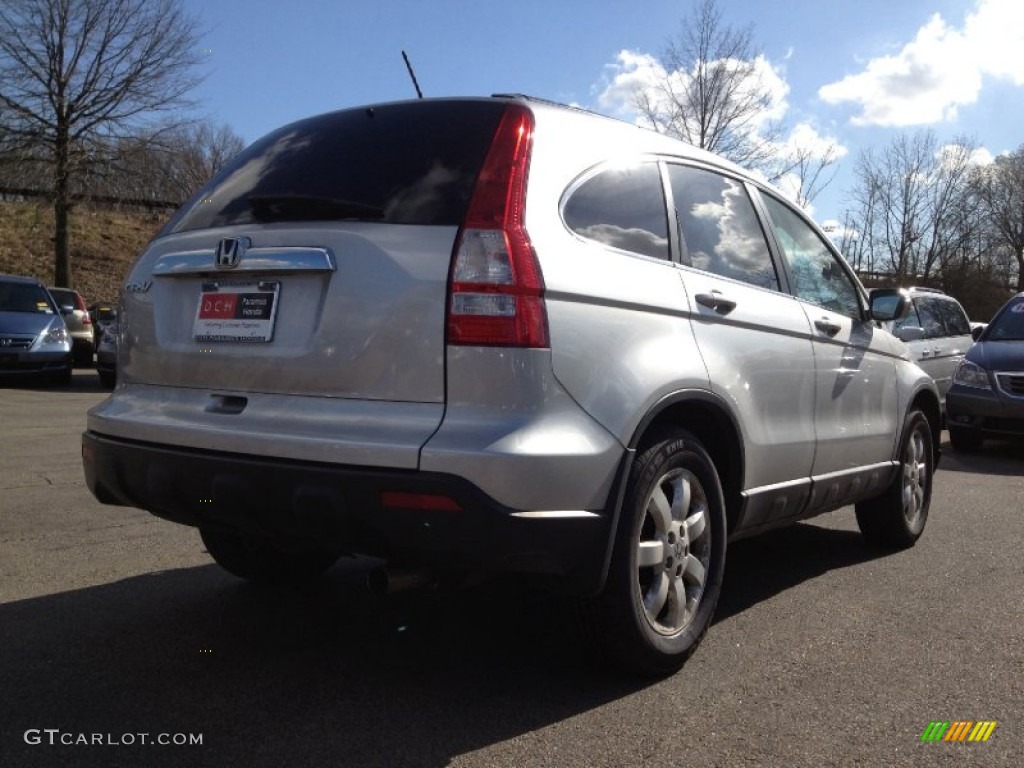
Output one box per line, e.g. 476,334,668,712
366,566,434,595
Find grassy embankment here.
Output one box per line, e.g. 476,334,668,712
0,201,170,304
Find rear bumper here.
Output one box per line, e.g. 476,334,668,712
82,431,620,595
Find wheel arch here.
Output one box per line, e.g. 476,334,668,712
626,390,746,536
908,386,942,467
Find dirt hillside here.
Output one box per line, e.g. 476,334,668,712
0,201,171,305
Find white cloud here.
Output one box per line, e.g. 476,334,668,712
596,50,668,120
596,49,791,138
819,0,1024,126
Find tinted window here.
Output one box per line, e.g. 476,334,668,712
563,163,669,260
668,165,778,290
165,101,508,233
933,297,971,336
762,195,861,318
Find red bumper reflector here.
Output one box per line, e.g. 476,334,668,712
380,492,462,512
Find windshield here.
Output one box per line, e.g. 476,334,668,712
986,297,1024,341
0,282,57,314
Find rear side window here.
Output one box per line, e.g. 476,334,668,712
668,164,778,290
164,101,508,233
563,163,669,260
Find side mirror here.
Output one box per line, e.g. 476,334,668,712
971,325,986,341
895,325,925,342
869,288,909,322
59,304,75,316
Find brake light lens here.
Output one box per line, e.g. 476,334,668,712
447,104,548,348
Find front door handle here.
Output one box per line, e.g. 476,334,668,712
695,291,736,314
814,317,842,336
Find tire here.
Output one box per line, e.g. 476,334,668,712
855,409,933,549
199,527,339,587
585,430,727,677
98,370,115,389
948,425,982,452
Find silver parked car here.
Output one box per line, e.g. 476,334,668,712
83,96,940,675
890,287,973,410
48,286,94,366
0,274,73,385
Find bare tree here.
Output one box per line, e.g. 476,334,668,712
630,0,780,171
0,0,203,287
88,120,245,205
971,146,1024,292
844,131,996,290
627,0,840,205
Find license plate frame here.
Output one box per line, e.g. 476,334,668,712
193,281,280,343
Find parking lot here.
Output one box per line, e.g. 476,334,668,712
1,369,1021,767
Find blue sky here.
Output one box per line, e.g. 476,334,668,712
181,0,1024,228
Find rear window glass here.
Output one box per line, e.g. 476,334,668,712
164,101,508,234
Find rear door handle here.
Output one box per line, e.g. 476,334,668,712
695,291,736,314
814,317,841,336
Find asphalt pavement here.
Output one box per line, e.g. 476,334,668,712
1,370,1021,767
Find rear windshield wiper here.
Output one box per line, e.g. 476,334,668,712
247,195,386,222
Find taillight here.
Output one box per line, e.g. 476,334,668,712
447,104,548,348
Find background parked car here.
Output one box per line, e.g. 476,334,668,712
890,287,973,411
946,292,1024,451
0,274,73,385
95,317,117,388
48,286,94,366
88,303,118,347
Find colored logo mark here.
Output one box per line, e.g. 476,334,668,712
921,721,997,742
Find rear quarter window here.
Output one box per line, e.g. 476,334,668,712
164,101,508,233
562,163,669,260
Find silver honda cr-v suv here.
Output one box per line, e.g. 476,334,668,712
83,95,940,675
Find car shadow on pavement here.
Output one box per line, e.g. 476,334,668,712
938,438,1024,475
714,521,890,624
0,562,645,768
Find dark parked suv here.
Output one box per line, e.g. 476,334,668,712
83,96,940,675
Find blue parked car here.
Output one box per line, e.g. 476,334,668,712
0,274,74,386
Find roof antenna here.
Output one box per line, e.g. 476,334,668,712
401,51,424,99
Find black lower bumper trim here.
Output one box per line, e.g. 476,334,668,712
82,431,614,594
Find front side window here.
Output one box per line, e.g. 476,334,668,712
934,297,971,336
668,165,778,290
761,194,862,318
915,298,948,339
563,163,669,260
